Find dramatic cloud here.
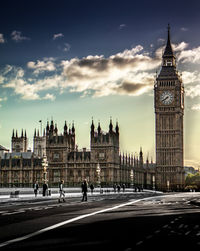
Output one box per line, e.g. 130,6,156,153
0,34,5,43
119,24,126,30
177,45,200,64
27,58,56,74
191,104,200,111
53,33,64,40
63,43,71,52
181,71,200,84
11,31,30,42
173,42,189,52
2,41,200,103
2,65,60,100
43,93,56,101
2,65,13,75
0,76,5,84
3,76,58,101
157,38,165,45
186,84,200,99
60,45,160,97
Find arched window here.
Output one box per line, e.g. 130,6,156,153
16,145,20,152
38,145,42,157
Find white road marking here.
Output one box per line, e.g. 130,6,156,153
0,193,183,248
2,210,25,216
0,211,8,214
136,241,143,246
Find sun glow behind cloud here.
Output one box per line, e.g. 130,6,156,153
1,41,200,104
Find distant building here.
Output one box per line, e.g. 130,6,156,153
0,152,43,187
0,145,9,158
0,119,155,188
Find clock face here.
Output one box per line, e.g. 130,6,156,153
53,153,60,159
160,91,174,105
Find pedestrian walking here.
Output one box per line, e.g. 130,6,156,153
81,179,88,202
122,184,126,192
90,183,94,194
58,180,65,203
42,182,48,196
113,183,117,193
33,181,39,197
117,184,121,193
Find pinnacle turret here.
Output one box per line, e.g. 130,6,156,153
109,118,113,133
163,24,174,58
97,122,101,134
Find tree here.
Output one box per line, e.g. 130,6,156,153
185,173,200,191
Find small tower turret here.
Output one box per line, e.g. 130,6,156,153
50,120,54,134
72,122,75,135
109,118,113,133
33,127,46,158
115,121,119,135
90,118,94,138
97,122,101,135
139,147,143,168
54,123,58,135
64,121,68,136
11,129,28,152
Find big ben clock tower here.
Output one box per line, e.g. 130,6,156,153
154,25,185,191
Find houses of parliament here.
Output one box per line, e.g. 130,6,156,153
0,120,155,188
0,26,185,191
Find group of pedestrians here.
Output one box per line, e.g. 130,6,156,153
33,181,143,202
81,180,95,201
33,179,94,203
33,181,49,197
113,183,126,193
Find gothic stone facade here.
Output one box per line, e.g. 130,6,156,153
0,152,43,187
154,26,185,191
0,120,155,188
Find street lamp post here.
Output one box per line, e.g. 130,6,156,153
42,155,48,182
96,163,101,192
42,155,48,196
130,169,134,191
167,180,170,192
152,175,155,191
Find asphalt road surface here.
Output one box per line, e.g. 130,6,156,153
0,192,200,250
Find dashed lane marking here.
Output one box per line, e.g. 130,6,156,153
2,210,25,216
0,205,59,216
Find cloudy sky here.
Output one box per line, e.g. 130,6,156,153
0,0,200,168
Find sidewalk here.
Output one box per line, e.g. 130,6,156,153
0,188,155,203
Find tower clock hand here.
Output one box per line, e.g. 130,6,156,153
161,96,169,102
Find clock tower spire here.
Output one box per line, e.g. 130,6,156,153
154,26,184,191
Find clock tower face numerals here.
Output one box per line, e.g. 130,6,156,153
160,91,174,105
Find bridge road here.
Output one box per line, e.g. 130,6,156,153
0,192,200,250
